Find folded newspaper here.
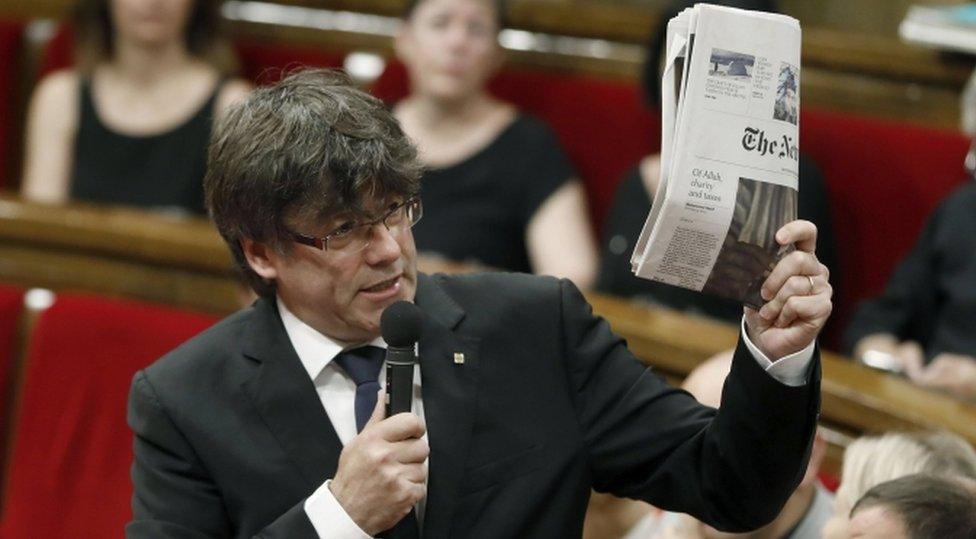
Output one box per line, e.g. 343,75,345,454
631,3,800,309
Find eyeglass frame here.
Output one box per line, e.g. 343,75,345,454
289,196,423,253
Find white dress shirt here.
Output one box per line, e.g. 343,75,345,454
277,298,814,539
279,299,425,539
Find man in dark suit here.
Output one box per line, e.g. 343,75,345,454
127,69,833,538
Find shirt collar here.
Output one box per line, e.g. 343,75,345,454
277,297,386,382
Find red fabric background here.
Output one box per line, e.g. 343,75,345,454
799,109,969,345
0,21,24,190
0,294,217,538
36,24,73,79
0,285,24,445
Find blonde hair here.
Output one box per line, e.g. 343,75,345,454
838,431,976,508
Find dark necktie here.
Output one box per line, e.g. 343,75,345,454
334,346,385,432
334,346,420,539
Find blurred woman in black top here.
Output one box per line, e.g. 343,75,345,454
21,0,251,215
392,0,598,286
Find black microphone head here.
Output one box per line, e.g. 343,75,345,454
380,301,423,348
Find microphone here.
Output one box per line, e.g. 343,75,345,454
380,300,423,417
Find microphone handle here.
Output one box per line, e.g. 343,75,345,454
385,346,416,417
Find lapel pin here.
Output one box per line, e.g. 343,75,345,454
453,352,465,365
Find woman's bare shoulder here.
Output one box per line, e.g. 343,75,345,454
32,69,79,105
215,77,254,115
29,69,80,130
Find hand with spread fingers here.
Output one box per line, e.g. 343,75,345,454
744,220,833,360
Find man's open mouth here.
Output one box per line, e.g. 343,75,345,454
362,276,399,293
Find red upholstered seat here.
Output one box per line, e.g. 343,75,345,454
800,109,970,345
0,21,25,189
0,285,24,444
0,294,217,538
36,23,73,79
818,472,840,493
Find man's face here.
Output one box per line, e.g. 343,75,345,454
258,196,419,344
846,506,908,539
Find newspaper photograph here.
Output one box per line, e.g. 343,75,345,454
631,3,801,308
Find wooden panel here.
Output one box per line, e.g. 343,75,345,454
802,68,962,130
0,197,229,270
587,293,976,450
780,0,968,38
0,196,239,313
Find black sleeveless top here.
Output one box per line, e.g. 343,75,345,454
70,80,219,215
411,115,575,273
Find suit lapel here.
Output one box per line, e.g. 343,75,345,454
239,298,344,489
415,274,480,537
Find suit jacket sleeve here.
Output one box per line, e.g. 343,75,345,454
127,371,318,539
558,279,821,532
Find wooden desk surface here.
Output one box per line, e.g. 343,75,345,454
588,293,976,449
0,195,239,313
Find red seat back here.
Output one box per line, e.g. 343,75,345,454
0,21,25,189
36,24,73,79
800,109,970,343
0,285,24,445
0,294,217,538
817,472,840,493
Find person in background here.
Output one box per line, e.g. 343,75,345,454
821,430,976,539
846,474,976,539
596,0,838,322
614,353,833,539
392,0,599,287
21,0,251,215
846,180,976,401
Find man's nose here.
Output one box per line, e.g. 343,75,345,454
363,222,401,265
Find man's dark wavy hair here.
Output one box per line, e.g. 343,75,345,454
205,69,422,298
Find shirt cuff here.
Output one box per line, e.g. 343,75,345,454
740,317,815,387
304,480,373,539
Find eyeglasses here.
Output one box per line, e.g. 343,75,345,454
290,197,423,253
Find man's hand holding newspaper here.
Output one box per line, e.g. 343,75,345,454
746,220,831,360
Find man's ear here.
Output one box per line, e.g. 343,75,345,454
241,238,279,281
